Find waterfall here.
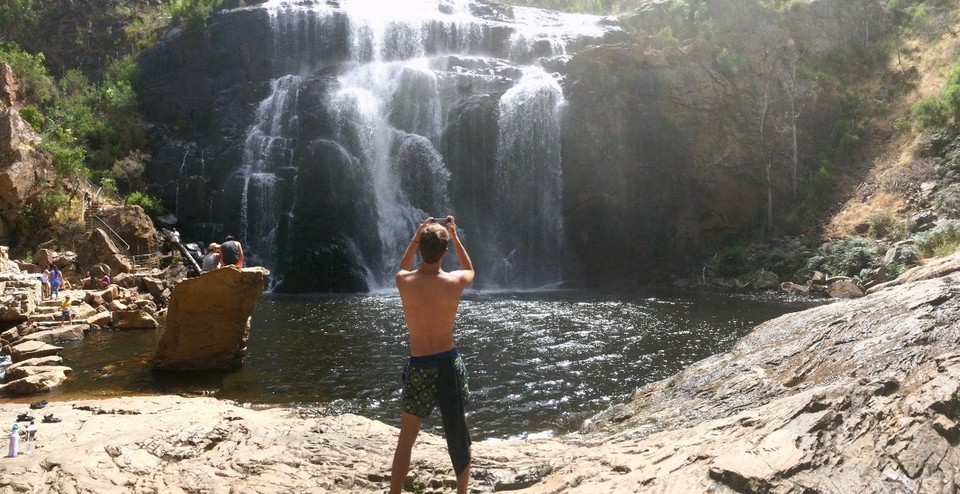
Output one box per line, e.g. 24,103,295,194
494,67,566,287
208,0,619,291
237,75,300,276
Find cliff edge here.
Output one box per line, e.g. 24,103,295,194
2,255,960,492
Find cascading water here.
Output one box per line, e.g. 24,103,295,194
493,66,565,287
194,0,619,291
237,75,300,280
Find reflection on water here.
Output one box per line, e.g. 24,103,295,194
56,289,825,439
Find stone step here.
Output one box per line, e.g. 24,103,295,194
27,313,58,323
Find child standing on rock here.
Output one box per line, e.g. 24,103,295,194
60,296,72,322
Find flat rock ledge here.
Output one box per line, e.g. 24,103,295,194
3,255,960,492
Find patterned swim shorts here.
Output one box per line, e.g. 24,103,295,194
401,349,469,418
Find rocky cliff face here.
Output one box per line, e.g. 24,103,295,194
0,64,53,247
560,0,893,283
136,0,896,290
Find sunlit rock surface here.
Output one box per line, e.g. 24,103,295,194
151,266,269,370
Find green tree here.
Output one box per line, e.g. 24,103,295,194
0,0,36,40
0,41,53,104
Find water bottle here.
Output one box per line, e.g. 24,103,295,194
24,423,36,455
7,423,18,457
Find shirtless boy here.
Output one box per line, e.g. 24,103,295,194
390,216,475,494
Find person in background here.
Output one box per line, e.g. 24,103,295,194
389,216,475,494
101,273,111,288
49,266,62,300
219,236,244,267
202,243,221,272
41,268,51,299
80,271,93,290
60,296,72,322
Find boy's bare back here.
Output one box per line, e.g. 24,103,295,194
395,216,474,356
396,269,472,356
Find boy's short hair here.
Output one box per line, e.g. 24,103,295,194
419,223,449,264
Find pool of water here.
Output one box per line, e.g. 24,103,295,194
54,288,825,440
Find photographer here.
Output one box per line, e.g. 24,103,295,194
390,216,475,494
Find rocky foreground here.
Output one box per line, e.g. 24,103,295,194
3,256,960,493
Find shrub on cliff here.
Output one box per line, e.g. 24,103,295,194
0,42,53,104
125,191,163,215
915,221,960,259
806,237,884,279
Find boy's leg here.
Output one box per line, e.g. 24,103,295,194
390,412,421,494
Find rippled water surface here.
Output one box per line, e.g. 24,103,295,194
56,289,824,439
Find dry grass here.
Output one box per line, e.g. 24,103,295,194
824,7,960,239
827,192,906,238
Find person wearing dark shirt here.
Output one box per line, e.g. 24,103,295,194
219,236,244,267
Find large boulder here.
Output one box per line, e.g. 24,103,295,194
0,245,19,273
0,367,71,396
10,339,62,363
112,309,158,329
20,324,85,345
827,278,865,298
0,273,41,323
0,63,19,109
151,266,268,370
94,205,162,256
0,103,53,242
77,229,134,275
4,364,73,382
5,355,64,372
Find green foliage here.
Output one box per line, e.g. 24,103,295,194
911,60,960,129
715,47,741,77
18,105,43,131
868,210,907,240
40,127,89,178
162,0,227,31
101,177,119,196
893,116,912,133
110,151,150,194
941,63,960,124
907,4,929,26
23,190,69,230
0,0,35,32
706,237,817,281
934,183,960,218
39,191,69,212
831,115,866,155
709,244,746,277
32,54,147,182
915,221,960,258
125,191,163,215
806,159,833,204
656,26,677,45
806,237,883,278
495,0,623,14
0,41,54,104
761,244,809,279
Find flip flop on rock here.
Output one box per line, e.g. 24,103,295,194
29,400,48,410
42,413,61,423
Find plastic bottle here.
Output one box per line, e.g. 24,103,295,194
7,423,18,458
24,422,36,455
